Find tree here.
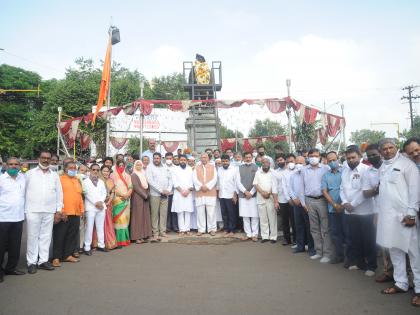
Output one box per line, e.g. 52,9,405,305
293,121,318,152
248,119,286,137
402,115,420,139
219,123,243,139
127,137,149,156
149,73,188,101
350,129,385,146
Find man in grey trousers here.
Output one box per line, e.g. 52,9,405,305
301,148,334,263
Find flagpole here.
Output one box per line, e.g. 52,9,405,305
105,30,112,157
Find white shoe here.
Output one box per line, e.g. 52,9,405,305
348,265,359,270
365,270,375,277
310,254,322,260
320,257,331,264
291,244,297,249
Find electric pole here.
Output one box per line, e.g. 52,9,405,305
401,85,419,129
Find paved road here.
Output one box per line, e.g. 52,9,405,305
0,237,418,315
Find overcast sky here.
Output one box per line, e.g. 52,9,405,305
1,0,420,139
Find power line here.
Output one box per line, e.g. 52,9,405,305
401,85,420,129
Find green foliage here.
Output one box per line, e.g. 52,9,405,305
248,119,286,137
293,121,318,151
350,129,385,146
219,123,243,139
150,73,188,101
127,137,149,156
402,115,420,139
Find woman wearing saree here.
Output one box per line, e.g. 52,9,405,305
130,160,152,244
100,166,118,250
110,160,133,247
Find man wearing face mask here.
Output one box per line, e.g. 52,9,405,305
273,153,295,246
232,152,243,167
25,151,63,274
289,156,315,256
0,158,26,282
52,161,84,266
376,139,420,307
50,154,60,172
20,162,29,174
254,157,277,243
340,145,377,276
165,152,179,233
302,148,333,263
125,154,135,175
217,155,238,236
171,155,194,235
363,143,392,283
321,151,348,265
83,164,108,256
236,152,259,241
257,145,274,169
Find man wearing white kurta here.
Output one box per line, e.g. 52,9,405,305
193,153,218,236
340,146,376,276
25,151,63,273
377,139,420,305
83,165,108,254
254,158,277,243
171,155,194,234
236,152,259,241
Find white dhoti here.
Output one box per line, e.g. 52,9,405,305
258,199,277,241
195,196,217,233
243,217,259,238
26,212,54,265
177,212,191,232
84,210,106,251
216,198,223,222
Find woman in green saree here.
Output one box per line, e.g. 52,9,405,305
110,160,133,247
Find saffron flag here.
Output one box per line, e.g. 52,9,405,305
93,38,112,126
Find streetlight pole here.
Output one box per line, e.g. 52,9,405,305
139,81,145,156
286,79,292,153
57,107,62,156
341,103,346,148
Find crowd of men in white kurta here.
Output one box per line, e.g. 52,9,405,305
0,137,419,307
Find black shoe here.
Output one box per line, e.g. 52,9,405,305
261,239,269,243
27,264,37,274
0,272,3,283
5,269,26,275
38,262,55,271
293,249,305,253
282,240,291,246
84,250,92,256
270,240,277,244
329,257,344,265
97,247,109,252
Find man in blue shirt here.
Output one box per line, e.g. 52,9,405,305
321,151,350,265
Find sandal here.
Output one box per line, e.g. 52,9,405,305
375,273,393,283
135,240,142,244
412,294,420,307
381,285,407,294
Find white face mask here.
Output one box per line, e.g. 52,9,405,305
252,152,258,158
288,162,295,170
308,157,319,166
166,160,173,166
50,165,59,172
295,164,303,171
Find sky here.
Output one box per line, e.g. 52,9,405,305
1,0,420,140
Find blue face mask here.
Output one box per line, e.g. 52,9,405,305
67,170,77,177
328,161,339,170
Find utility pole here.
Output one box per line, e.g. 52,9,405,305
286,79,292,153
401,85,419,129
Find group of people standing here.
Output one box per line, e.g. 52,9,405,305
0,137,419,307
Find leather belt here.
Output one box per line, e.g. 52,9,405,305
306,195,324,200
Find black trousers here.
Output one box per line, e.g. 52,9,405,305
0,221,23,273
347,214,377,271
280,203,296,243
220,198,237,233
166,195,179,232
53,215,80,260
